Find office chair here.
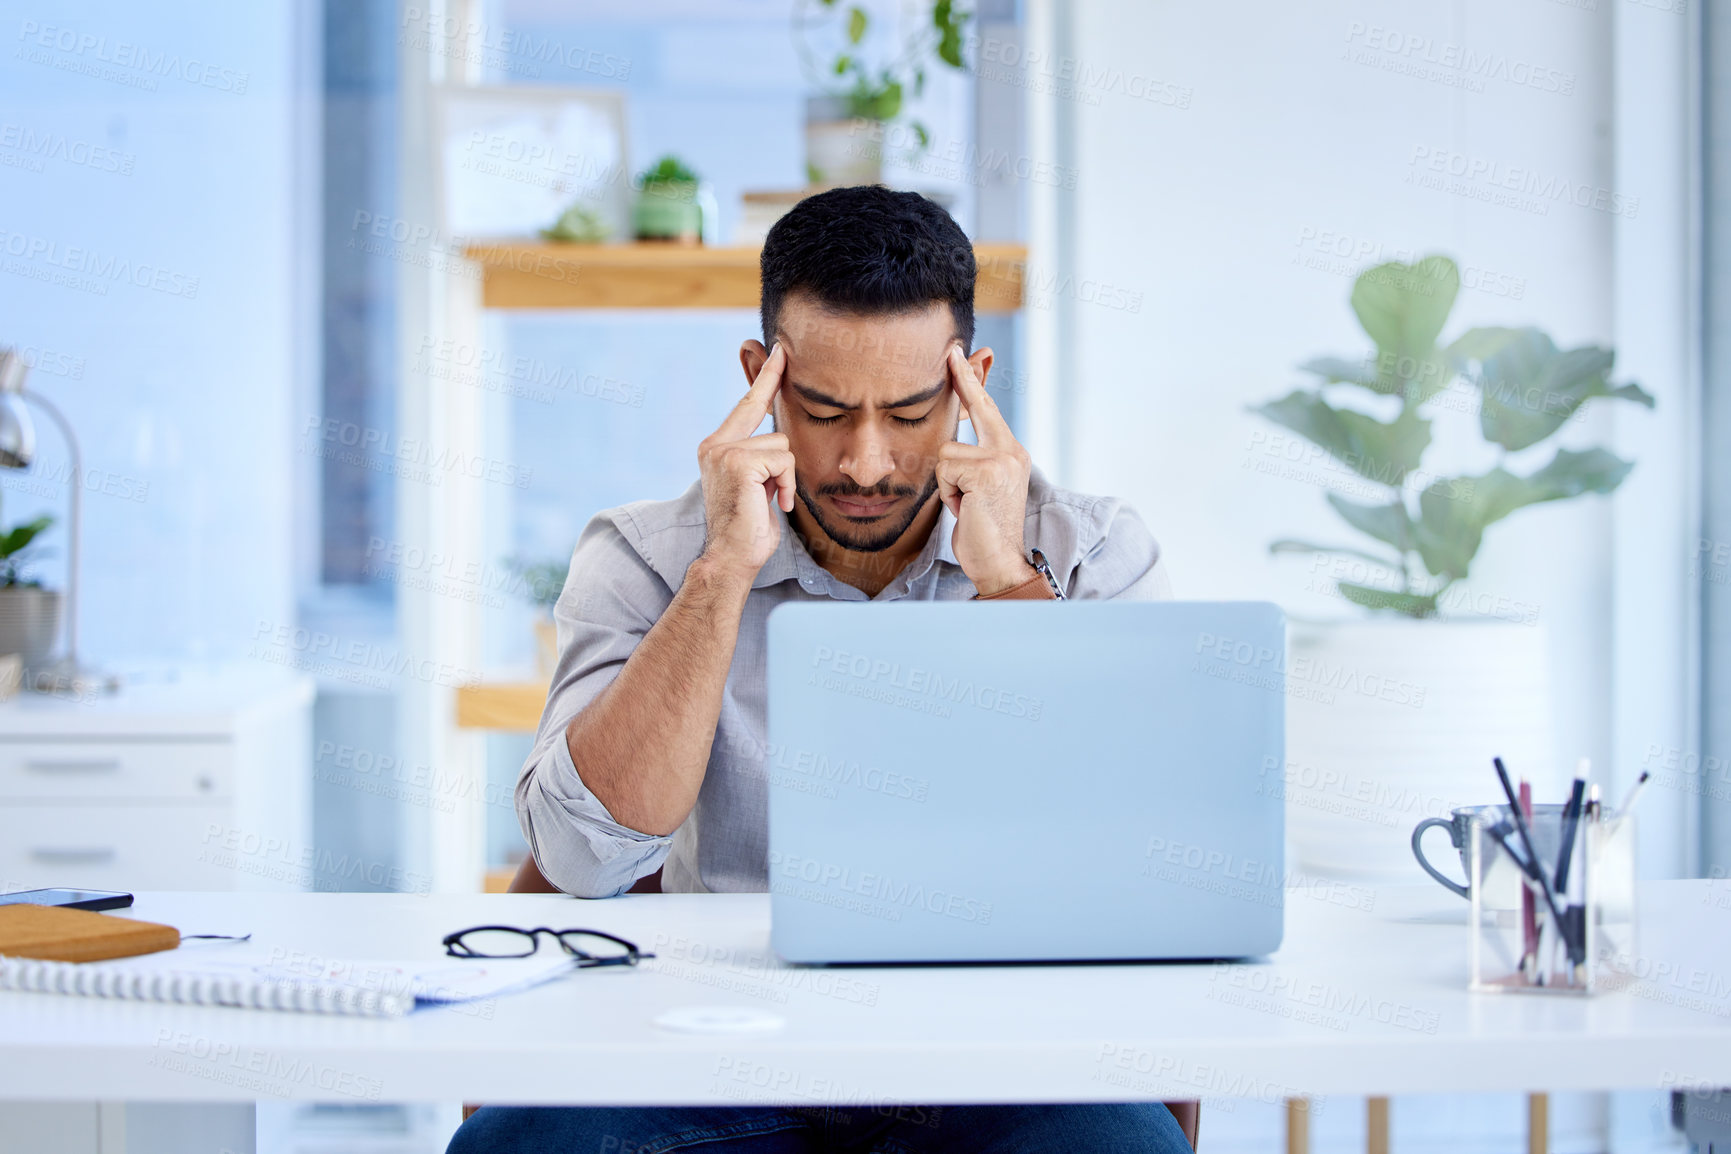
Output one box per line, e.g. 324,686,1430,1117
499,856,1202,1149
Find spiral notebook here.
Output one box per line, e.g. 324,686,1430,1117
0,945,585,1019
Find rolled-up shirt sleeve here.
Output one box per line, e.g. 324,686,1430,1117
1067,502,1174,601
515,510,678,898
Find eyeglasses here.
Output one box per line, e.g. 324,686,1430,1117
441,925,652,967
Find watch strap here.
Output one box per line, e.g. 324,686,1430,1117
973,549,1065,601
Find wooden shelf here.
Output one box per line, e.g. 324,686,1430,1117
463,242,1029,311
454,679,548,732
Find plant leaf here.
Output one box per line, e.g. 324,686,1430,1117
846,6,868,44
1412,478,1487,581
1252,390,1432,487
1412,448,1634,581
1325,494,1413,552
1444,325,1523,367
1607,382,1657,407
1471,328,1614,451
0,515,53,560
641,154,699,185
1337,581,1438,618
1451,327,1655,449
833,53,853,75
1350,256,1460,402
1484,446,1635,521
1352,255,1459,356
1299,355,1381,388
1270,539,1404,568
933,0,967,68
867,77,903,121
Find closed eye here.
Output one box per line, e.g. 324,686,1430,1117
802,408,933,426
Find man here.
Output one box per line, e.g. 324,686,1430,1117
450,187,1186,1153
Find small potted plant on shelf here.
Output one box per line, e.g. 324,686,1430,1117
795,0,972,186
1251,255,1654,880
631,155,706,244
539,201,611,244
0,510,58,675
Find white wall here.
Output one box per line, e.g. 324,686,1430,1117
0,0,306,663
1048,0,1623,828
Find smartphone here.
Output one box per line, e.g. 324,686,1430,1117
0,888,134,912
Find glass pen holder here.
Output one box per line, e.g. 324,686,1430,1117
1468,808,1635,995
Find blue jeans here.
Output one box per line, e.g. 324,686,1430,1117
447,1102,1190,1153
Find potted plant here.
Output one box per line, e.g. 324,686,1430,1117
0,511,59,673
795,0,971,186
631,155,706,244
539,201,611,244
505,555,570,678
1253,255,1654,878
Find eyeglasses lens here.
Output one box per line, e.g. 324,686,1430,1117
453,928,539,957
558,932,635,961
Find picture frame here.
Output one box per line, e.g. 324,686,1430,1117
432,85,630,242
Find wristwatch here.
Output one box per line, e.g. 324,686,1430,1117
1029,548,1066,600
972,548,1067,601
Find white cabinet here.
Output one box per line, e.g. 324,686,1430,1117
0,669,305,1154
0,666,313,893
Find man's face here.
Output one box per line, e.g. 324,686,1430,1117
752,294,989,554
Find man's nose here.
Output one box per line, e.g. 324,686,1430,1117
838,425,896,488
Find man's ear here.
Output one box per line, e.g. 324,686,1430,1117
969,346,995,394
955,345,997,432
739,339,769,388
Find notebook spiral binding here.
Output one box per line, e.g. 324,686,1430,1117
0,954,412,1018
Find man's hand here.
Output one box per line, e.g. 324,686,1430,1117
696,342,794,582
937,344,1035,597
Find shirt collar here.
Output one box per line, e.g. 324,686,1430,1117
751,500,960,597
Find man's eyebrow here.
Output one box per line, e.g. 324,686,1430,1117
787,381,857,410
788,380,946,412
885,381,947,409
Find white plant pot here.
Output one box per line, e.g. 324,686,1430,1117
1282,618,1556,882
804,96,882,187
0,586,62,672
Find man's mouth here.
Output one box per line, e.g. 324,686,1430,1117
827,493,903,519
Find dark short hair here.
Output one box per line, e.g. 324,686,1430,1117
759,186,975,351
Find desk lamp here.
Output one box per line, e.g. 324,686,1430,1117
0,347,115,695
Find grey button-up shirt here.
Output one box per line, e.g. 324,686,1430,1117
516,466,1171,898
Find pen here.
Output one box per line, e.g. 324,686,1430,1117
1519,778,1536,980
1482,822,1567,983
1554,776,1587,987
1493,759,1574,969
1554,778,1586,894
1614,770,1652,821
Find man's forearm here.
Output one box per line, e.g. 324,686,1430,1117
562,556,752,837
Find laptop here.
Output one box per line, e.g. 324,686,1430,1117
765,600,1286,964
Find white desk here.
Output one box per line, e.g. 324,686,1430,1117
1,882,1728,1105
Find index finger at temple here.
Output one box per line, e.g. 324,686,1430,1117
716,343,786,441
949,345,1011,448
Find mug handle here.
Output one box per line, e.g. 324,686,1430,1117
1411,817,1470,900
